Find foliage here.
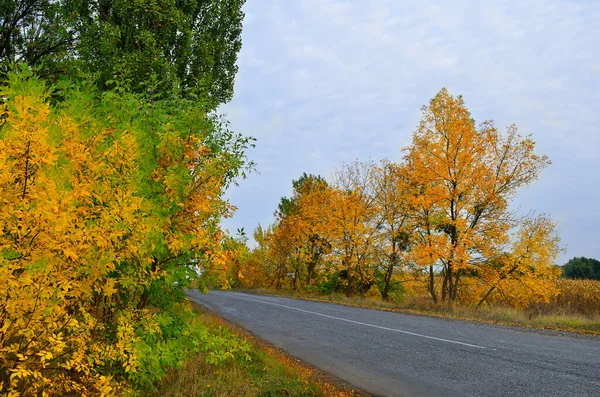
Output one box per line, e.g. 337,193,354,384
271,174,336,291
0,0,245,106
0,0,72,77
562,257,600,280
0,69,251,395
404,88,553,302
370,160,412,299
475,215,562,307
241,88,562,309
151,308,363,397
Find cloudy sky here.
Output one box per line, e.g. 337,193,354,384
220,0,600,264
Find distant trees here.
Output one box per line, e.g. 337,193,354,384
239,88,562,307
562,257,600,280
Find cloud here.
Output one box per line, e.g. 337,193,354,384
221,0,600,262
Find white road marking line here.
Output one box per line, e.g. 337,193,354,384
234,294,487,349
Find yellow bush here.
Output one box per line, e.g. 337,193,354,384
0,69,246,395
364,287,382,300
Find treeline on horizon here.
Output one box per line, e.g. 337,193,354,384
1,0,253,395
562,257,600,280
230,88,567,309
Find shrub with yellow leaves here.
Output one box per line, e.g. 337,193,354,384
0,68,253,395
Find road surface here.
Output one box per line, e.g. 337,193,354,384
186,290,600,397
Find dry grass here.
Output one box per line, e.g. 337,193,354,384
249,283,600,335
150,305,368,397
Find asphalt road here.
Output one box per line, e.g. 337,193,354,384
186,290,600,397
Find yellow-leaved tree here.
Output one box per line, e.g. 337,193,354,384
404,88,560,303
370,160,413,300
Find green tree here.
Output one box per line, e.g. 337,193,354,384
562,257,600,280
1,0,245,106
276,173,327,219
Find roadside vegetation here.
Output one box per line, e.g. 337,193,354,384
151,305,365,397
1,1,597,395
246,278,600,334
0,1,268,395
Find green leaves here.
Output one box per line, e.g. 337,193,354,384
1,0,246,106
563,257,600,280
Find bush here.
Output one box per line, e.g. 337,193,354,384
364,286,382,300
314,274,341,295
0,69,251,395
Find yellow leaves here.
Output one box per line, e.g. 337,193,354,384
97,376,114,397
9,368,32,382
0,77,156,395
62,247,79,260
167,236,185,252
37,350,53,362
10,95,51,130
104,278,117,297
252,89,557,305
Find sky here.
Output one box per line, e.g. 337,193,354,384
220,0,600,264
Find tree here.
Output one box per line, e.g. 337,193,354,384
1,1,250,394
370,160,412,300
276,173,327,219
1,0,245,105
270,174,333,290
330,161,380,296
405,88,553,302
562,257,600,280
477,215,562,307
244,89,560,308
0,1,73,77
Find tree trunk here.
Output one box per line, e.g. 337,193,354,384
428,265,438,303
450,270,461,301
382,263,394,300
345,268,353,297
441,267,448,302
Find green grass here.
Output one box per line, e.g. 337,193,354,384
247,288,600,335
150,305,365,397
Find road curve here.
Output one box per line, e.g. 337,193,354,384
186,290,600,397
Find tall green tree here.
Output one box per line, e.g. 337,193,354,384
0,1,74,77
1,0,245,106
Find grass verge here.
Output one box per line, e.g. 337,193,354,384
244,288,600,336
150,303,368,397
